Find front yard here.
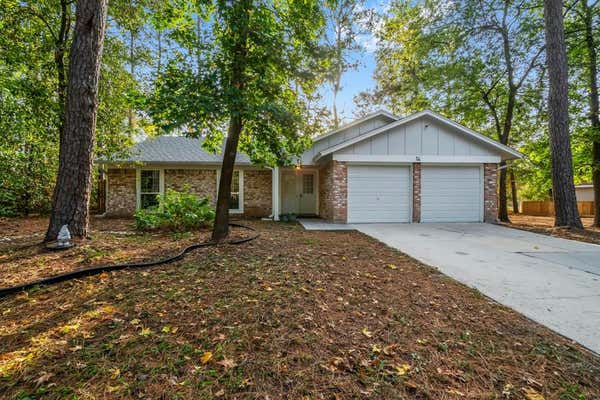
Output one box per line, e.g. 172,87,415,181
1,218,599,399
507,214,600,245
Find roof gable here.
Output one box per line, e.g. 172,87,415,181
300,110,398,164
314,110,523,161
312,110,399,143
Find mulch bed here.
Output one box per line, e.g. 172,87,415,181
505,215,600,246
0,219,599,399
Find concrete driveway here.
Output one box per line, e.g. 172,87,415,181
353,223,600,354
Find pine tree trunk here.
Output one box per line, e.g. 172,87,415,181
581,0,600,226
45,0,108,241
510,169,519,214
543,0,583,228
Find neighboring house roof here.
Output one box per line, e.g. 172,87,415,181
99,136,252,165
312,109,399,143
313,110,524,162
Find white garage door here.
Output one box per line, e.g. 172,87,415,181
347,165,411,223
421,165,482,222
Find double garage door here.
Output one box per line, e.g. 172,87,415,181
347,165,483,223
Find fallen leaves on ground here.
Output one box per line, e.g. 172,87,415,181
0,219,598,399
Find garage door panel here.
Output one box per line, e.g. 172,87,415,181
421,166,482,223
348,165,411,223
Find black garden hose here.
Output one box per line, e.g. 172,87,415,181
0,223,258,299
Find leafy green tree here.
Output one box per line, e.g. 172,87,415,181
0,0,65,215
145,0,324,241
0,0,149,217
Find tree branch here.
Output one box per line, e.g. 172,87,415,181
516,45,546,89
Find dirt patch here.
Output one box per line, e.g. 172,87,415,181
506,215,600,246
0,219,598,399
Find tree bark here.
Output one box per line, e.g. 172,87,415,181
498,163,509,221
45,0,108,241
580,0,600,226
212,115,242,241
510,169,519,214
543,0,583,228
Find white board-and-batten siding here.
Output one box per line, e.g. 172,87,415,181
335,117,497,159
300,115,395,165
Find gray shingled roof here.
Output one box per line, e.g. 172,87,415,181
102,136,252,165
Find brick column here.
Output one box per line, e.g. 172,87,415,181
484,163,498,222
332,161,348,223
412,163,421,222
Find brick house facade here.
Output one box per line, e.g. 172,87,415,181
104,162,500,224
105,167,271,218
100,111,517,223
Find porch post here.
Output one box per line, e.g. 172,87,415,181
272,166,280,221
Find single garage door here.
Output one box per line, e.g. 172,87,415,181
421,165,482,222
347,165,411,223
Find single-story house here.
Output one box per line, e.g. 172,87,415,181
98,110,523,223
575,184,594,202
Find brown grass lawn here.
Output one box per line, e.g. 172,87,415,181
507,214,600,246
0,218,599,399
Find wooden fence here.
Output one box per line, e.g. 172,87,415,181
521,200,595,217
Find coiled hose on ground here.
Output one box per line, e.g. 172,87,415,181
0,222,258,299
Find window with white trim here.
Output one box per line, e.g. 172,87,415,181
229,170,242,212
217,169,244,213
140,170,161,209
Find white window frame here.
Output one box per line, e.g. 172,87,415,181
216,169,244,214
136,168,164,210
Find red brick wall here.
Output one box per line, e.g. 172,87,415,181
243,170,272,218
165,169,217,206
412,163,421,222
484,163,498,222
106,169,136,217
318,160,347,223
106,167,272,218
318,163,333,220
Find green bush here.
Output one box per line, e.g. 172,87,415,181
134,186,215,232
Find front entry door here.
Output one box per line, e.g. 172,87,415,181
281,170,317,215
299,172,316,215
